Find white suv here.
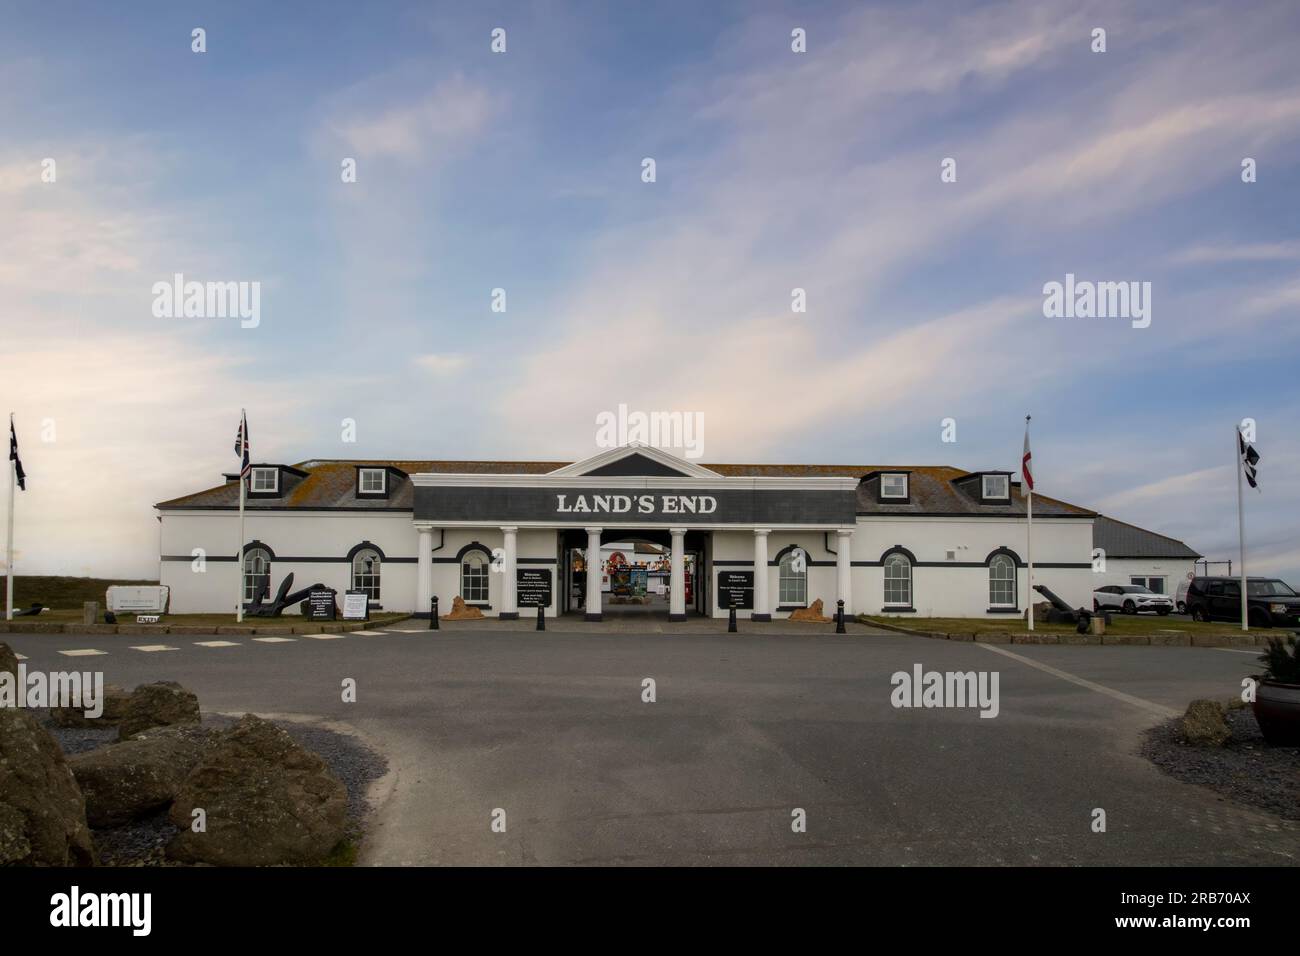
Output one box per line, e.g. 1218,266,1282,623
1093,584,1175,615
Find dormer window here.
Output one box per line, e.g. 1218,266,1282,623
250,467,279,494
982,474,1010,500
358,468,387,495
880,473,908,499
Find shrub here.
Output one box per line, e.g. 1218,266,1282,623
1257,635,1300,684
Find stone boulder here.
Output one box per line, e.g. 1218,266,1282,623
1181,699,1230,747
167,714,347,866
52,684,131,728
444,596,485,620
789,599,832,623
0,706,95,865
0,641,18,677
118,681,201,740
68,724,214,827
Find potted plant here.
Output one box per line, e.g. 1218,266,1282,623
1252,635,1300,745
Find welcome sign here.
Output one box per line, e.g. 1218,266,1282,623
556,494,717,515
414,484,857,526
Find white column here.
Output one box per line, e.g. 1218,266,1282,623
500,526,518,619
752,529,771,621
585,527,603,621
669,527,687,621
836,529,853,617
416,526,433,617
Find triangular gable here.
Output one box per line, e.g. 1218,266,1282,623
548,443,720,479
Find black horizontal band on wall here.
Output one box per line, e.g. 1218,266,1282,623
162,554,418,564
851,560,1091,569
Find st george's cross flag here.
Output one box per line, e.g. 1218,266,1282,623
235,411,250,479
1239,432,1260,490
1022,422,1034,492
8,416,25,491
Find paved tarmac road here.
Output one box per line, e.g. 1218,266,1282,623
6,621,1295,866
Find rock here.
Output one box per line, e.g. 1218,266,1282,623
167,714,347,866
1181,699,1230,747
118,681,201,740
1030,601,1053,624
52,684,130,728
0,706,95,865
0,642,17,677
68,724,215,827
788,599,832,623
444,596,485,620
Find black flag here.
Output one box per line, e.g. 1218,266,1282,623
1239,432,1260,489
8,417,25,491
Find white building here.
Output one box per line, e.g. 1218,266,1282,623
1091,515,1201,602
157,443,1120,621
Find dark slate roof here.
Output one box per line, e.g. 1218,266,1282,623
155,458,1093,518
1092,515,1201,559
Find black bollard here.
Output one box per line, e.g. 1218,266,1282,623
835,599,846,634
728,606,737,633
429,596,440,630
536,604,546,631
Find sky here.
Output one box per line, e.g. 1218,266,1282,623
2,0,1299,581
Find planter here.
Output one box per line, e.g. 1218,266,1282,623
1253,680,1300,746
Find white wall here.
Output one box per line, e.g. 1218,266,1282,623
161,507,1093,621
1096,558,1196,599
855,516,1094,619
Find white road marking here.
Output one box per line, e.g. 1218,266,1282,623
975,643,1179,718
194,640,240,648
252,636,296,643
351,630,384,636
1211,647,1260,655
303,634,346,640
58,648,107,657
130,644,178,652
15,653,28,660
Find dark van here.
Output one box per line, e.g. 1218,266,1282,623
1186,576,1300,628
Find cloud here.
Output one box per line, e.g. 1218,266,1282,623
414,353,469,375
322,74,497,164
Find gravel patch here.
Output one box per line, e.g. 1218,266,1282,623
38,710,388,865
1141,706,1300,822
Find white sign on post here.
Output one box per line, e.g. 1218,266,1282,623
107,586,170,613
342,590,369,621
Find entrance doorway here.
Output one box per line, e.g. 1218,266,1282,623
559,529,709,619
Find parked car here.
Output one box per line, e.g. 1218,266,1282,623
1175,576,1193,614
1185,576,1300,628
1092,584,1175,615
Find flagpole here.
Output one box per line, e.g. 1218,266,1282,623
236,409,247,623
1025,415,1034,631
5,415,14,621
1026,483,1034,632
1237,425,1248,632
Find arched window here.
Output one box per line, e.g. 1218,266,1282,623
243,547,271,603
883,552,912,607
778,549,807,606
989,554,1017,608
461,551,490,603
352,548,381,602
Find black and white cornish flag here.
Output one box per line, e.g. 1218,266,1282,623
234,410,250,479
8,416,25,491
1239,432,1260,489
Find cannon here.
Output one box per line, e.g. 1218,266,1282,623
243,572,329,618
1032,584,1108,633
